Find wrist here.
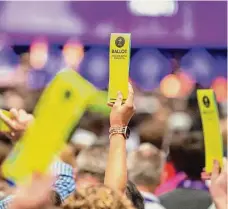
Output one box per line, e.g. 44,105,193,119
109,133,125,139
109,126,130,139
110,123,127,127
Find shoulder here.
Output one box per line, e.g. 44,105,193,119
50,159,74,176
160,188,211,200
145,202,166,209
159,189,178,200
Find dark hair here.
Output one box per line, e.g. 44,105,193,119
138,117,165,149
126,181,144,209
169,132,205,179
51,191,62,206
79,111,108,136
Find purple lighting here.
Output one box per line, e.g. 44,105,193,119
130,49,172,91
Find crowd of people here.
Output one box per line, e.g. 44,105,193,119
0,82,227,209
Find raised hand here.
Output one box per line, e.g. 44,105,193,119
10,172,55,209
209,159,227,209
0,108,34,141
105,83,136,193
109,84,135,127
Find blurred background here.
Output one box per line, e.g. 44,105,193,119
0,0,227,196
0,0,227,166
0,1,226,110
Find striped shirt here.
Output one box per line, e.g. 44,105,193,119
0,160,75,209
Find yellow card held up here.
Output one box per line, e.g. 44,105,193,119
2,70,96,183
197,89,223,173
0,110,11,133
108,33,131,104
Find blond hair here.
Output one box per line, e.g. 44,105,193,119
62,185,135,209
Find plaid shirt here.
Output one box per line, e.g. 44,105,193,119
0,160,75,209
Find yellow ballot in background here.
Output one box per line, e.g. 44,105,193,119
88,91,110,116
197,89,223,173
108,33,131,104
2,69,96,183
0,110,11,133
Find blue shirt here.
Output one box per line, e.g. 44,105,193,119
0,160,75,209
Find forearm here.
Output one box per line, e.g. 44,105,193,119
104,134,127,193
6,190,60,209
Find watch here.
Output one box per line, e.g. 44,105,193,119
109,126,130,139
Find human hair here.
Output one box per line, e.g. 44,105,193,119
62,185,135,209
125,181,144,209
78,111,108,136
138,117,165,149
127,143,165,187
169,131,205,179
76,144,109,182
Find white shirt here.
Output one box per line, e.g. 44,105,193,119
141,191,166,209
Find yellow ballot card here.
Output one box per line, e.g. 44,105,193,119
0,110,11,133
2,69,96,183
88,91,110,116
197,89,223,173
108,33,131,104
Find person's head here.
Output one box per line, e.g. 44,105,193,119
70,128,98,156
138,117,165,149
75,144,109,188
78,112,108,137
62,185,135,209
126,181,144,209
75,144,144,209
127,143,165,193
169,131,205,180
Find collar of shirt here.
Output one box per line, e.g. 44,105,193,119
140,191,160,203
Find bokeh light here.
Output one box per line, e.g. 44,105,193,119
211,77,227,103
180,49,216,88
177,72,195,97
79,48,109,89
130,49,172,91
30,40,48,70
214,56,227,78
63,41,84,69
160,74,181,98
